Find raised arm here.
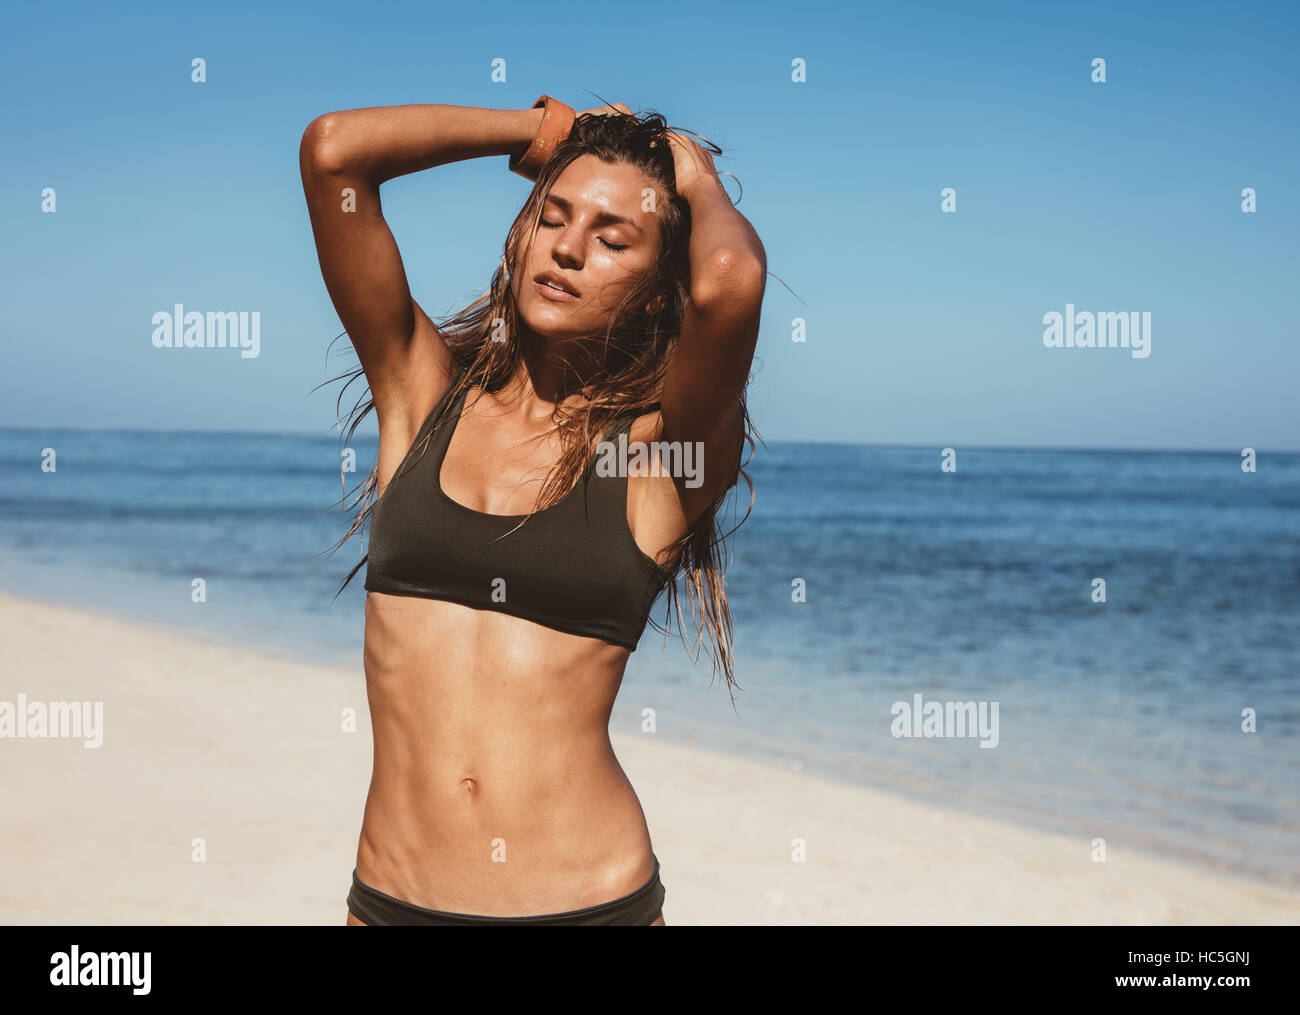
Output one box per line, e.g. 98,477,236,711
658,133,767,510
297,103,545,424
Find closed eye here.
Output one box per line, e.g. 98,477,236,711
539,218,628,252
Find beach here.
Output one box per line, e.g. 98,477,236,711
2,590,1296,926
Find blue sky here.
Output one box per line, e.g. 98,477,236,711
2,0,1296,449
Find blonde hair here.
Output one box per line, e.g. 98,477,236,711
321,108,760,702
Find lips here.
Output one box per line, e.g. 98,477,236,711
534,271,581,299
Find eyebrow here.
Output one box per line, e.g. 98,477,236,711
543,194,644,236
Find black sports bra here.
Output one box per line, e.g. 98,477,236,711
364,365,677,650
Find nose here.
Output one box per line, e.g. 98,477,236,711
548,222,584,269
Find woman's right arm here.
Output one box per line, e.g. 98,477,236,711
298,104,545,424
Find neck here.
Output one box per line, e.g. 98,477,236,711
499,325,605,419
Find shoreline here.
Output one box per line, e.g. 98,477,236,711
12,579,1293,893
1,590,1297,924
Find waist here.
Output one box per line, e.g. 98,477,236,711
357,593,653,912
357,746,654,914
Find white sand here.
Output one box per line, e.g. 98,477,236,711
1,591,1296,925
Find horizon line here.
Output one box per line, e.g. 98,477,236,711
1,423,1295,457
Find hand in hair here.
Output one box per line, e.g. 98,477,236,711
662,131,722,202
576,101,633,118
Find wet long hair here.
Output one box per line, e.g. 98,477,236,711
322,106,760,702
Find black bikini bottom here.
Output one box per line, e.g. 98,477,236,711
346,856,665,926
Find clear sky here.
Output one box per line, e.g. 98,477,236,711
2,0,1296,450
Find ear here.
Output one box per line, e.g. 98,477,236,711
645,293,666,315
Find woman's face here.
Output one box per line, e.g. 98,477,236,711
511,155,663,343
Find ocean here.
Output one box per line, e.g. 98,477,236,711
2,427,1297,887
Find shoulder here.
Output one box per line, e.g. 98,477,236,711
625,405,742,531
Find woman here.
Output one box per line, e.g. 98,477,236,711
298,96,765,925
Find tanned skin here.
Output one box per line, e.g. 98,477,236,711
299,101,765,925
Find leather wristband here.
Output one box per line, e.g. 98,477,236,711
508,95,576,181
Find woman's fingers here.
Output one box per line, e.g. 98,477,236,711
662,131,721,200
578,102,632,117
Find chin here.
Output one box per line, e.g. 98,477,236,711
516,299,575,341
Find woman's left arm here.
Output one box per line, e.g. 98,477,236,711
660,133,767,503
